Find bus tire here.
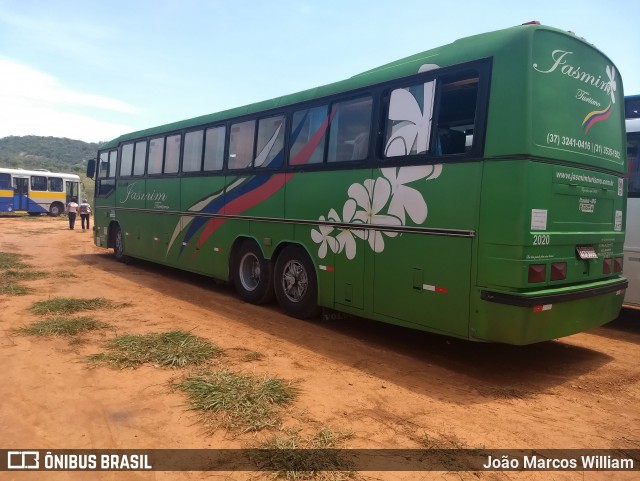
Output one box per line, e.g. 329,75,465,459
49,203,64,217
274,245,319,319
113,225,127,262
233,240,274,304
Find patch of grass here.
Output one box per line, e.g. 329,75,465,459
0,252,30,270
54,271,78,279
28,297,121,315
418,431,480,471
175,369,298,432
18,316,108,336
87,330,221,369
242,351,264,362
252,429,354,480
421,432,468,449
0,283,33,296
2,270,48,281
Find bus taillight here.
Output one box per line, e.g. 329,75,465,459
614,257,623,273
603,258,612,274
550,262,567,281
528,264,546,283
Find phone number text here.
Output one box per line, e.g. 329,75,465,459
546,133,621,160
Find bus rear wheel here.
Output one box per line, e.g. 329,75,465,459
233,240,274,304
274,245,319,319
49,203,64,216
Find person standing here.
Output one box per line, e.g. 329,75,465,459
79,198,92,230
66,199,79,230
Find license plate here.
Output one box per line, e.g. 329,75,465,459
576,246,598,260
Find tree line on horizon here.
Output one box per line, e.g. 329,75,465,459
0,135,100,201
0,135,100,174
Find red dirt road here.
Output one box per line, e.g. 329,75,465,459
1,215,639,481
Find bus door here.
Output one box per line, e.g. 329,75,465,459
13,177,28,211
66,180,80,203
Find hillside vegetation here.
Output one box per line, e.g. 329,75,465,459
0,136,99,173
0,136,100,201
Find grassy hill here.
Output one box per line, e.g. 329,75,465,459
0,136,100,201
0,135,99,173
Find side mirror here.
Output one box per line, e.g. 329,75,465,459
86,159,96,179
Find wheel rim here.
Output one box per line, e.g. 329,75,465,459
239,252,261,292
51,205,60,215
281,259,308,303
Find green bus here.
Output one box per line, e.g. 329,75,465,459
88,22,627,345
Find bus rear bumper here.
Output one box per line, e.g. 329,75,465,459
472,278,627,344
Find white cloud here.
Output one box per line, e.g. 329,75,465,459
0,59,137,142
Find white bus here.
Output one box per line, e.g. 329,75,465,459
0,168,81,216
623,95,640,306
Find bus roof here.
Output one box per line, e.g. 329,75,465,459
101,23,612,150
0,167,81,180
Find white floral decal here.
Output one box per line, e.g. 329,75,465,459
312,165,442,259
310,215,338,259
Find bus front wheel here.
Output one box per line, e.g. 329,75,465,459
113,225,126,262
233,240,274,304
274,245,319,319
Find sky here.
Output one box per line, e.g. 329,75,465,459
1,0,639,143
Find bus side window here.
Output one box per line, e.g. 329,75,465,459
98,152,109,179
0,173,10,189
204,126,225,171
120,143,134,177
228,120,255,169
434,74,479,155
289,105,328,166
148,137,165,175
48,177,63,192
108,150,117,178
97,150,116,197
328,96,373,162
132,141,147,176
256,116,285,168
31,176,47,191
165,135,181,174
384,81,436,157
183,130,204,173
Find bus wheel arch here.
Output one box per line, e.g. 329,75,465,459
49,202,64,217
230,238,274,305
273,243,320,319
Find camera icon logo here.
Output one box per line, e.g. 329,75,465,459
7,451,39,469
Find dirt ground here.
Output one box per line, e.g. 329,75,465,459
1,215,639,481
